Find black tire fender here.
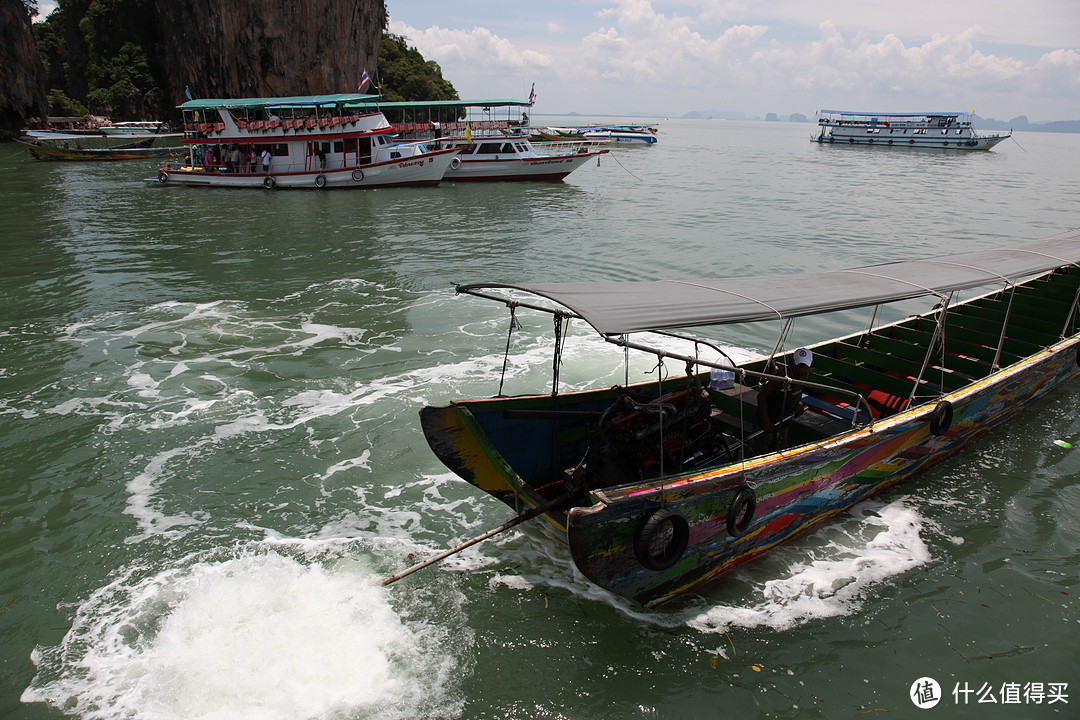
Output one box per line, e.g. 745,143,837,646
450,156,461,170
929,400,954,436
315,174,326,188
351,169,364,182
726,486,756,537
633,507,690,571
263,176,276,189
157,171,168,184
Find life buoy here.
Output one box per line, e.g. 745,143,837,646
726,486,756,537
351,169,364,182
157,171,168,184
633,507,690,571
929,400,953,436
450,157,461,170
263,176,276,189
315,174,326,188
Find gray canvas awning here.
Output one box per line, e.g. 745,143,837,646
459,230,1080,335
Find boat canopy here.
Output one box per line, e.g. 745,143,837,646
818,110,969,118
343,99,533,111
178,94,381,111
459,230,1080,335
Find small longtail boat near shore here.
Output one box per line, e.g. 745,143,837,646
147,94,459,189
18,139,179,161
412,230,1080,607
814,110,1012,150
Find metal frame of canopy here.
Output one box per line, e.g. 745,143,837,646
457,230,1080,430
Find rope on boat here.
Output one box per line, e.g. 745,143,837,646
552,313,569,395
497,302,520,396
606,150,644,181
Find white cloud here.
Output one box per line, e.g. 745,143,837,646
390,1,1079,120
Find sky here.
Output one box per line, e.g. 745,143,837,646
384,0,1080,122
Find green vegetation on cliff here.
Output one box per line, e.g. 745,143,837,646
376,32,457,102
33,0,166,119
30,2,456,120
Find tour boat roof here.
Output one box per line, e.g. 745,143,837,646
178,94,381,111
819,110,970,118
459,230,1080,335
348,99,533,111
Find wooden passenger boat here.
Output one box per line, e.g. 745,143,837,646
147,94,460,189
419,230,1080,607
814,110,1011,150
18,140,179,161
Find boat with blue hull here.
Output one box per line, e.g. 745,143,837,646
418,230,1080,606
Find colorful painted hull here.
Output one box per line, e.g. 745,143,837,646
564,337,1079,605
421,266,1080,606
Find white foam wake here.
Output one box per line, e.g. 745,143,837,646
22,542,472,720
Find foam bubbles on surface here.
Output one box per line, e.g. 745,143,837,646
684,499,929,634
22,543,472,720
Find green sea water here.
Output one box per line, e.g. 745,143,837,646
1,120,1078,719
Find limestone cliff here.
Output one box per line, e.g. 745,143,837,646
30,0,385,124
0,0,47,139
154,0,386,107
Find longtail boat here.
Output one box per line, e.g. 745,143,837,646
418,230,1080,607
18,140,180,161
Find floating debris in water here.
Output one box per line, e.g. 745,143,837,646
1053,439,1073,448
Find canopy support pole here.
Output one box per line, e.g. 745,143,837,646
380,493,572,588
1062,285,1080,340
908,293,951,409
992,284,1017,370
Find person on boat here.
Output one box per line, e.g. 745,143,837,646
754,347,812,452
260,147,271,174
230,146,242,173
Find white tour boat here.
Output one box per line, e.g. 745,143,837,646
814,110,1011,150
99,121,170,135
353,98,607,181
148,94,460,189
582,125,658,145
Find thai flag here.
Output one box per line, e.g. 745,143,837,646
358,70,371,92
528,82,536,104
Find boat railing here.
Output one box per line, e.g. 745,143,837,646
605,334,874,429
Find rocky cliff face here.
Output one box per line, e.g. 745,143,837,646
0,0,47,139
154,0,386,106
